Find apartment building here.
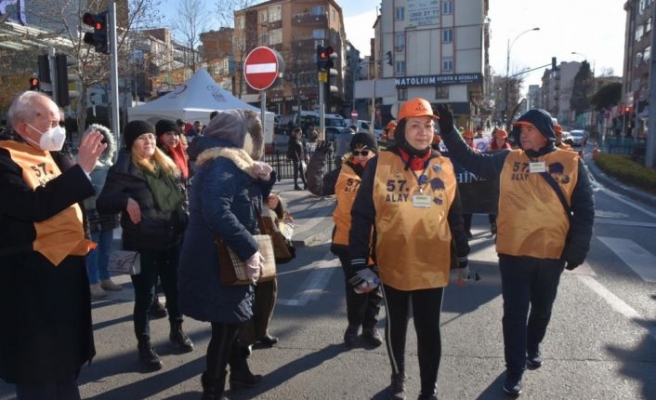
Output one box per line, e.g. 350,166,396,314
623,0,655,122
370,0,489,128
234,0,347,115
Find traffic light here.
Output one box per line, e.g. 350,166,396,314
82,12,108,54
386,51,393,66
624,106,632,114
54,54,79,107
29,77,39,91
551,57,558,72
317,45,334,72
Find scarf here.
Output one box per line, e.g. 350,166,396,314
398,147,432,171
160,139,189,179
141,164,184,213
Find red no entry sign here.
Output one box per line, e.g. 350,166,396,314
243,46,283,91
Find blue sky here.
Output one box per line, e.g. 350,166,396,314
159,0,626,89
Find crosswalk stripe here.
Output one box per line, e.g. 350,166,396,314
598,237,656,282
277,251,338,306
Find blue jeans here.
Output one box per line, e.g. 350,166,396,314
130,245,182,341
86,229,114,284
499,254,565,380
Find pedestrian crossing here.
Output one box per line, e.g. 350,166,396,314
597,237,656,283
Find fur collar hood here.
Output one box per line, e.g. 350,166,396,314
83,123,116,166
196,147,259,179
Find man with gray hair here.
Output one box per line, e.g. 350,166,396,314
0,91,106,399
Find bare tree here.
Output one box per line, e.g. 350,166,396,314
170,0,211,70
0,0,164,134
215,0,263,28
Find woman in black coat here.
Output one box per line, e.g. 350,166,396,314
96,120,192,371
287,127,307,190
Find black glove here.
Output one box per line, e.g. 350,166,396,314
565,262,580,271
436,104,454,135
315,140,333,154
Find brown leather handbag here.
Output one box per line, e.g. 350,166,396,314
215,233,276,286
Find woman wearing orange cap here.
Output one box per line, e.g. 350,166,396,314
382,120,397,143
349,97,471,400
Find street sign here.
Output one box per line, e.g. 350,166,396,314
318,71,327,83
351,109,358,119
243,46,282,90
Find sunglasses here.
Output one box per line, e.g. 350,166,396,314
352,150,370,156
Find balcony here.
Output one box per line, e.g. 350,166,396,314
292,11,327,26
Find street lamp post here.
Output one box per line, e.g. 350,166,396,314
504,27,540,127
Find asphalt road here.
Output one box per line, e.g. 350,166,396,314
2,148,656,399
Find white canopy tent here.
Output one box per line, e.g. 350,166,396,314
128,68,275,143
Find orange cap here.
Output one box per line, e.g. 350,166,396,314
495,129,508,138
462,130,474,139
398,98,439,121
554,124,563,133
386,120,397,130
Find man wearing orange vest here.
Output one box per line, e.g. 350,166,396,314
438,106,594,397
0,91,106,399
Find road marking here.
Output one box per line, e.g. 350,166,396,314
594,218,656,228
578,275,656,341
597,237,656,282
277,251,338,306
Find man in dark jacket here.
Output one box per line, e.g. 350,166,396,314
0,91,106,399
438,106,595,397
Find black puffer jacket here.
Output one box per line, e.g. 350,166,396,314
96,151,187,251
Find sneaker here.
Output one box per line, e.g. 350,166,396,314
527,354,543,370
100,279,122,291
361,327,383,348
343,324,359,347
90,284,107,299
387,373,406,400
502,377,522,397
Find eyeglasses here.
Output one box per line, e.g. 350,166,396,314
352,150,370,157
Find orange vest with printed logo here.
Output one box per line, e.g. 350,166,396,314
0,141,93,266
333,163,361,246
372,152,456,290
496,149,579,259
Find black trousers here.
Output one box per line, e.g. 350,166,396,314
338,254,382,330
382,284,444,396
292,160,306,187
206,322,240,383
238,278,278,345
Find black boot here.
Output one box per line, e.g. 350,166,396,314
149,298,168,319
201,371,226,400
170,320,194,352
138,339,163,371
229,346,263,390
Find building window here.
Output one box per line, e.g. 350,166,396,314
443,58,453,72
312,6,325,15
647,18,652,32
268,4,281,21
269,28,282,45
260,33,268,45
435,86,449,99
395,33,405,52
635,52,643,65
636,24,645,41
395,7,404,20
236,15,244,29
259,10,267,22
645,46,652,61
443,1,453,15
312,29,326,39
395,61,405,74
398,87,408,101
443,29,453,43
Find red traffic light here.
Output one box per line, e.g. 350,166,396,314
624,106,632,113
82,13,95,27
29,77,39,86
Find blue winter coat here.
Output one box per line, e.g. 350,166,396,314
177,137,276,323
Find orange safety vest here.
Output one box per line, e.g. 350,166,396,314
496,149,579,259
333,162,360,246
0,141,94,266
372,151,456,290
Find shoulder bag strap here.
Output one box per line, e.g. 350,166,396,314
539,172,572,219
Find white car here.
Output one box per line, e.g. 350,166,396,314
568,130,587,147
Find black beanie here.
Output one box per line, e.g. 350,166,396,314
155,119,179,138
350,132,378,152
123,120,155,150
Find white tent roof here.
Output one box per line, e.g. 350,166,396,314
128,68,274,127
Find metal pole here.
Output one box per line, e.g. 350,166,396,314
260,91,266,159
319,80,325,141
370,79,376,133
647,16,656,168
109,2,120,143
48,48,57,103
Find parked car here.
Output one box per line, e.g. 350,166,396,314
568,129,587,147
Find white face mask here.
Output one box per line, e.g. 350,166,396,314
26,123,67,151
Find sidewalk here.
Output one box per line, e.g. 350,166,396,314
583,144,656,209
